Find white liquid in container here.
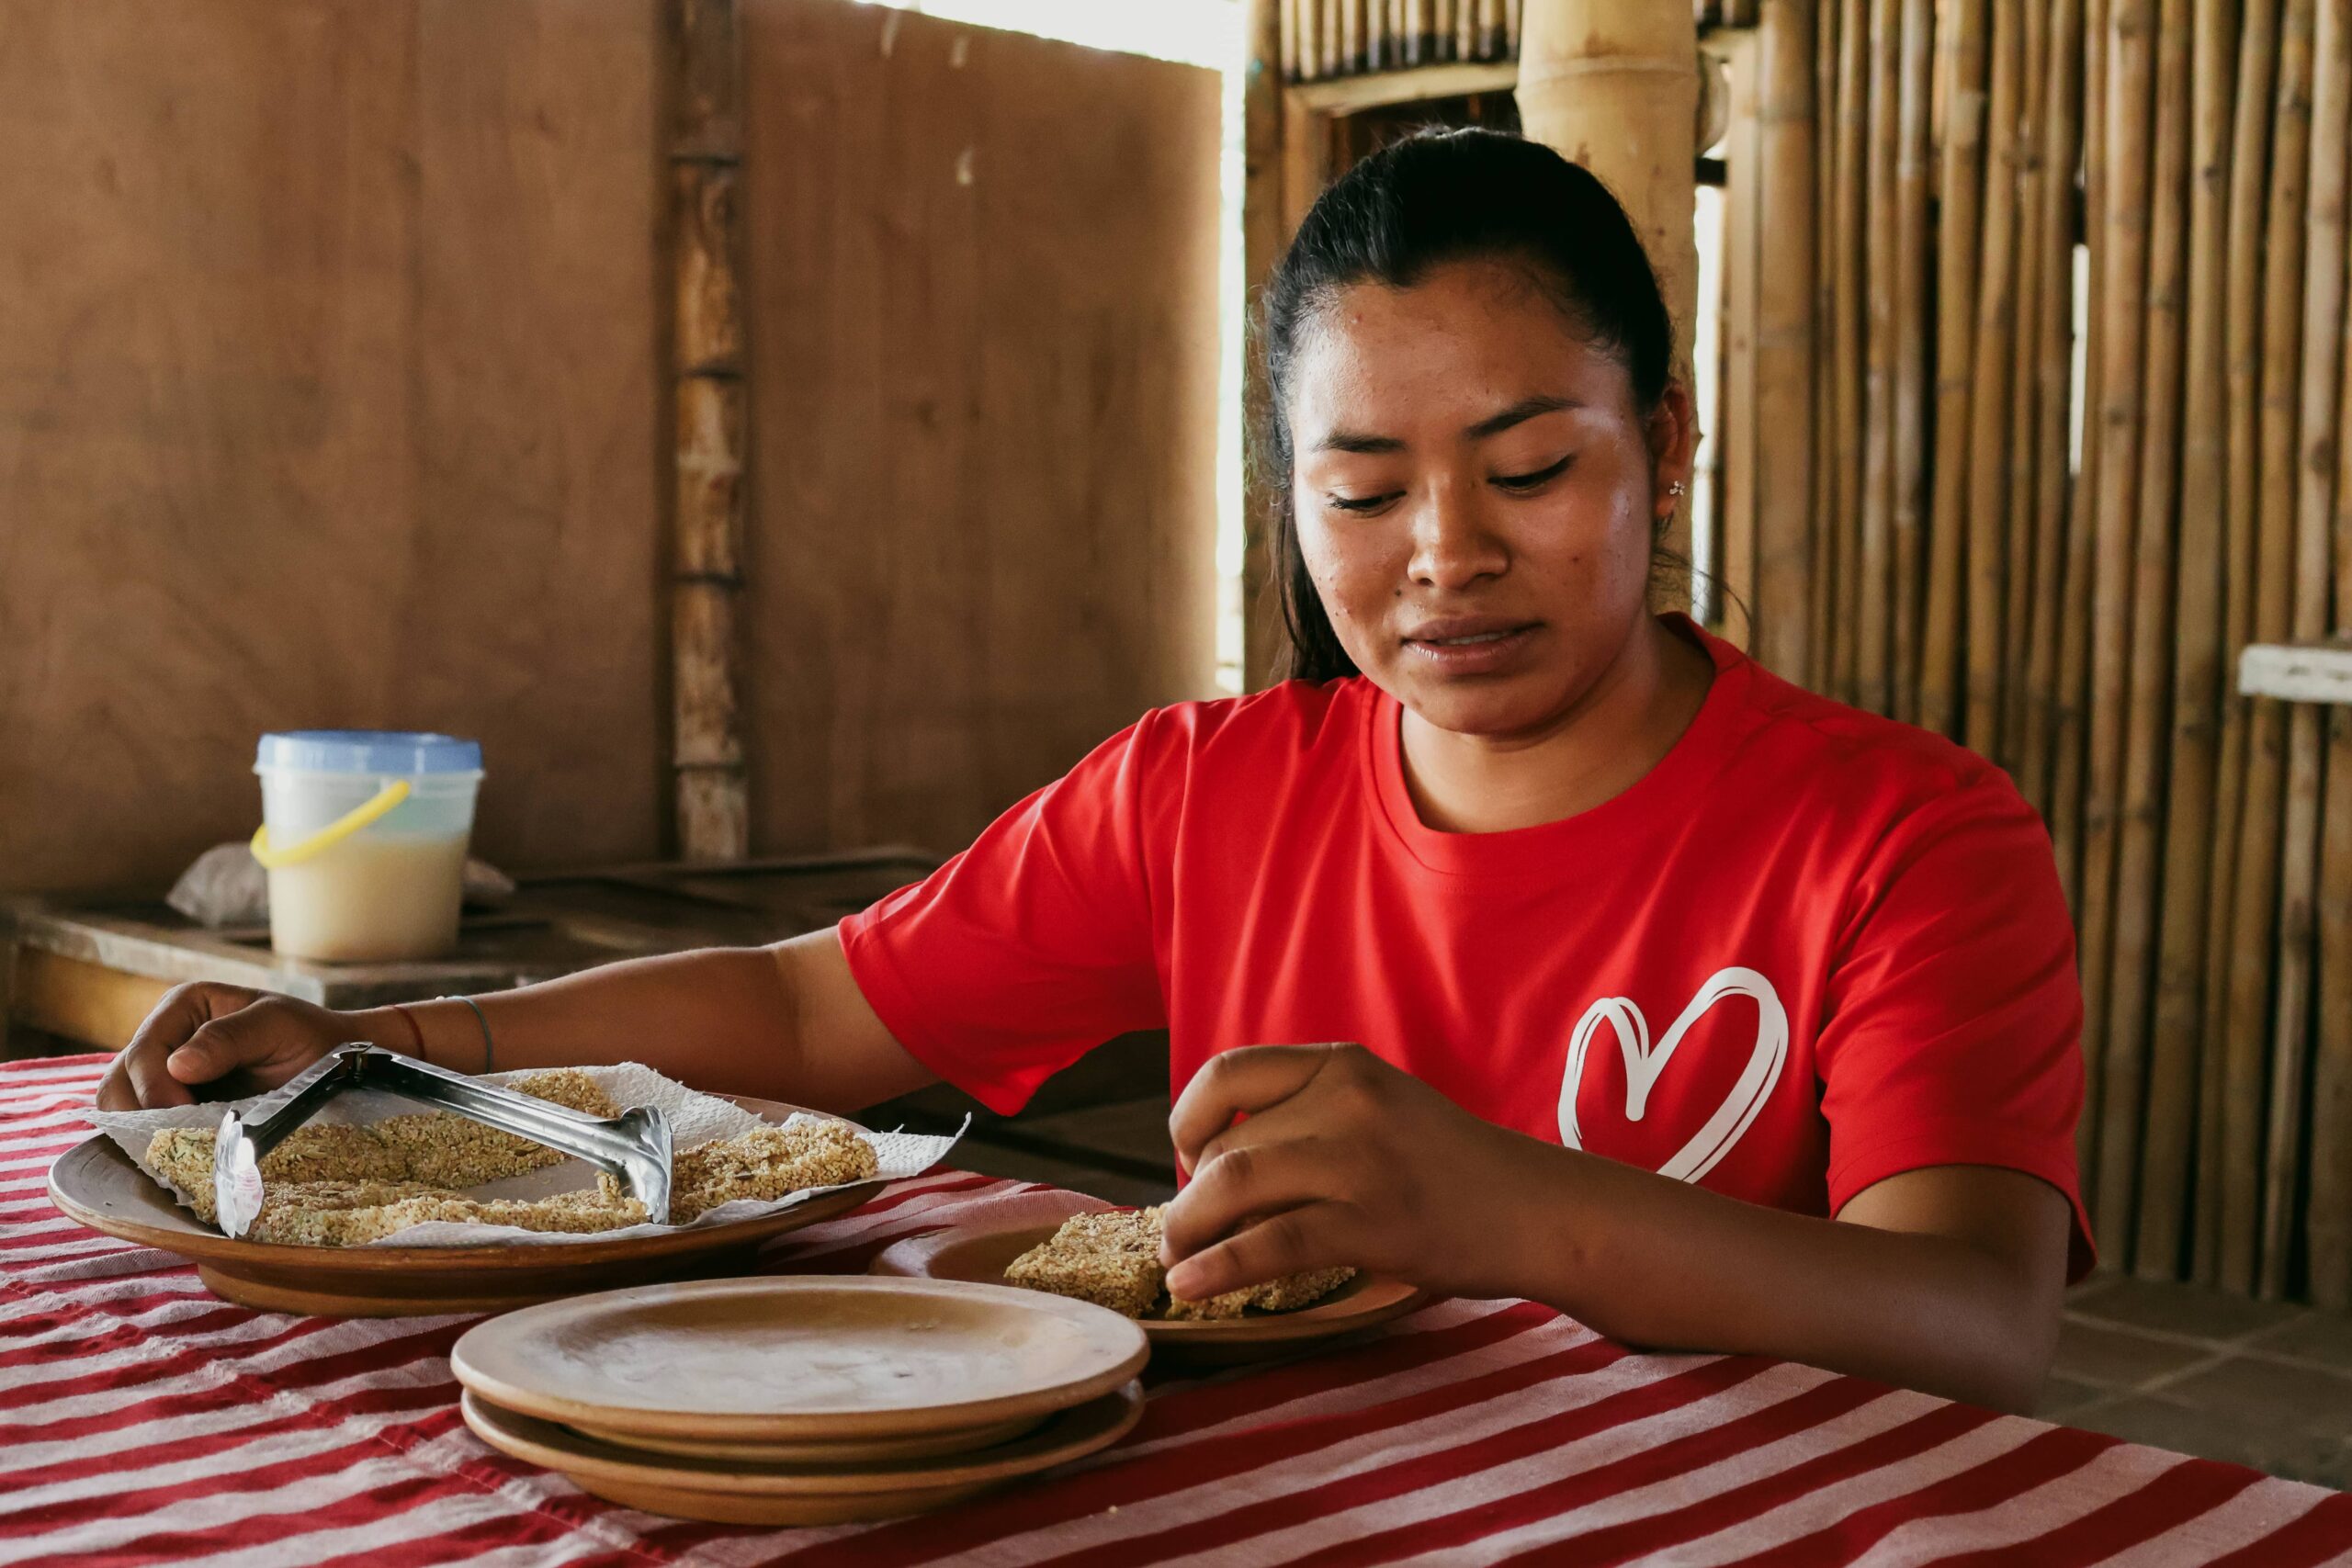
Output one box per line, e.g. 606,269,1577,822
266,833,469,962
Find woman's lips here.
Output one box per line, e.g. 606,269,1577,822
1400,621,1540,675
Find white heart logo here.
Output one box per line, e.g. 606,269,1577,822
1558,965,1789,1183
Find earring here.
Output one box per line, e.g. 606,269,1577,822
1668,480,1687,498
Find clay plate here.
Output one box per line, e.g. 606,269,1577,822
450,1274,1148,1457
867,1190,1428,1364
459,1380,1144,1527
46,1097,888,1317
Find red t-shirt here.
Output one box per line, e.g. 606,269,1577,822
841,619,2094,1277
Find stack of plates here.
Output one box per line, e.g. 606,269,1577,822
451,1275,1149,1525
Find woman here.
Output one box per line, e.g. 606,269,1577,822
100,130,2087,1413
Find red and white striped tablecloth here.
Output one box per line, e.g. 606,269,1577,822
5,1054,2347,1567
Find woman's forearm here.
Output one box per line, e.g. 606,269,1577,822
345,932,935,1112
1498,1145,2063,1413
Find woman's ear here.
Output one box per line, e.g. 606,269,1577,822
1646,381,1699,518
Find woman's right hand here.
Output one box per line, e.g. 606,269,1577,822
95,983,367,1111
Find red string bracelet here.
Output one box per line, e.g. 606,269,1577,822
389,1001,428,1066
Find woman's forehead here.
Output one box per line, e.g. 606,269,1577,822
1289,261,1627,437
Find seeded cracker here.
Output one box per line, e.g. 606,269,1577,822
597,1118,878,1221
140,1069,871,1246
1004,1208,1167,1317
1003,1204,1356,1320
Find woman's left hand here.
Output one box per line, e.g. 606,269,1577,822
1159,1042,1549,1302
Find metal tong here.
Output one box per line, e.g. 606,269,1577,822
210,1043,673,1238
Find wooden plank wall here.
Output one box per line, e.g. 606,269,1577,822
0,0,1224,893
0,0,669,892
738,2,1222,857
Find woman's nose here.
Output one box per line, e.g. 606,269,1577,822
1407,484,1508,590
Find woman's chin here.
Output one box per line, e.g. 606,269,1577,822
1389,668,1573,740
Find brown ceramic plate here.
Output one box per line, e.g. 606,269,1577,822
459,1380,1144,1526
867,1190,1428,1363
46,1097,887,1317
449,1274,1148,1456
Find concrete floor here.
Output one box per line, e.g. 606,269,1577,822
955,1094,2352,1491
2041,1272,2352,1488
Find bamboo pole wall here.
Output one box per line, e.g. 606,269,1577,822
1260,0,2352,1304
668,0,752,862
1713,0,2352,1303
1280,0,1523,76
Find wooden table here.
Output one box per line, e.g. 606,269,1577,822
2,851,937,1055
6,1054,2349,1566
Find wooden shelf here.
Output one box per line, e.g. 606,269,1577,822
0,851,939,1051
2238,642,2352,705
1285,61,1518,115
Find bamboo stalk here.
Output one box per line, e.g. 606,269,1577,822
1998,0,2049,769
1481,0,1507,60
1860,0,1900,714
1521,3,1702,609
1812,0,1844,694
1833,0,1870,705
1755,0,1817,682
1282,0,1300,80
1920,0,1988,738
2018,0,2084,818
1725,36,1762,645
1506,0,1522,57
2222,0,2315,1294
2097,0,2194,1262
2132,0,2236,1281
668,0,750,863
2193,0,2278,1288
1457,0,1478,62
2052,0,2109,936
2075,0,2158,1216
2261,0,2348,1300
1964,0,2025,756
1343,0,1363,73
2317,309,2352,1305
1891,0,1933,724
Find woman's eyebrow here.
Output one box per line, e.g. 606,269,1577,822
1310,395,1582,456
1312,429,1407,455
1464,394,1581,440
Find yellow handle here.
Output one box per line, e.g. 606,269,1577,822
250,780,413,870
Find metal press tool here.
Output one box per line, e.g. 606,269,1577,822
209,1043,673,1238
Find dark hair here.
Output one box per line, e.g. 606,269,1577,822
1259,128,1677,682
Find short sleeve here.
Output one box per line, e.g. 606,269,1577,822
1815,771,2096,1280
836,716,1170,1115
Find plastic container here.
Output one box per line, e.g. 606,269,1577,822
252,731,485,962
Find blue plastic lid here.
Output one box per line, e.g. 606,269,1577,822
255,730,483,775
